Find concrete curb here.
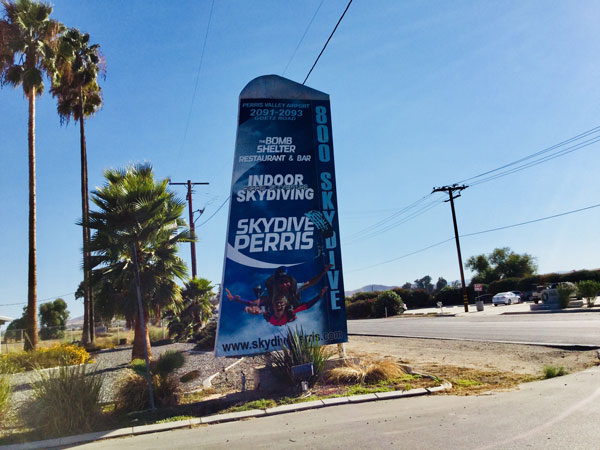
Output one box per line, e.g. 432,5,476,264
2,382,452,449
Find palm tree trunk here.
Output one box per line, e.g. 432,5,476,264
25,89,38,351
132,307,152,360
79,95,93,344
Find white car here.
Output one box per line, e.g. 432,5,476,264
492,292,520,306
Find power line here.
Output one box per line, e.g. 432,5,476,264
303,0,353,85
0,291,77,308
460,202,600,238
282,0,325,76
346,197,444,244
346,193,436,240
468,135,600,187
197,195,230,228
177,0,215,160
347,125,600,244
455,125,600,186
348,201,600,273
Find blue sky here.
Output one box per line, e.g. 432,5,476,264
1,0,600,324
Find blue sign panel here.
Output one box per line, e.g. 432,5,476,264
215,75,347,357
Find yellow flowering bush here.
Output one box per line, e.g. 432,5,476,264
0,343,91,372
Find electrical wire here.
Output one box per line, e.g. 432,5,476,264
455,125,600,186
282,0,325,76
346,197,445,244
347,125,600,244
348,201,600,272
0,291,77,308
177,0,215,160
303,0,353,85
197,195,230,228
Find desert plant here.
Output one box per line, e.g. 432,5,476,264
117,350,185,412
20,364,104,438
326,359,406,385
269,327,331,386
543,365,567,379
115,371,181,412
577,280,600,307
557,283,575,309
373,291,404,318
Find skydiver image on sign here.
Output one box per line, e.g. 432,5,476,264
225,264,331,326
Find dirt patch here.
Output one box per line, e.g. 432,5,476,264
346,335,599,394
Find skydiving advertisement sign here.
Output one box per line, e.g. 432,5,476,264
215,75,347,357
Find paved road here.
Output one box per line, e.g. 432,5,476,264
81,366,600,449
348,312,600,346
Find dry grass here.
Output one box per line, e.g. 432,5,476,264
325,359,406,385
421,363,537,395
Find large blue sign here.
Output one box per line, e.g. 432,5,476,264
215,75,347,357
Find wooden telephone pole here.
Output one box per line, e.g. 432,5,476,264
169,180,209,278
432,184,469,312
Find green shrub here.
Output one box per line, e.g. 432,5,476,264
577,280,600,307
346,299,373,319
543,365,567,379
373,291,403,318
130,350,185,379
346,292,377,303
557,284,575,309
20,364,104,438
269,327,331,386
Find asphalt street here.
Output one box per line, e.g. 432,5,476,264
80,365,600,449
347,312,600,347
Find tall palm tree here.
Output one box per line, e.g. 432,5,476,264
0,0,63,350
51,28,105,344
87,164,191,359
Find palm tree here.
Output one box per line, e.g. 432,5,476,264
0,0,63,350
51,28,105,344
166,278,214,340
87,164,191,359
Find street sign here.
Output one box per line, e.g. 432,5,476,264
474,284,483,292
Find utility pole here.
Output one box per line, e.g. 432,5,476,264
432,184,469,312
169,180,209,279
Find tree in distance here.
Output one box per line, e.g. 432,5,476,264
39,298,69,340
86,163,191,360
51,27,105,345
414,275,433,293
6,307,27,338
0,0,64,350
435,277,448,292
466,247,537,284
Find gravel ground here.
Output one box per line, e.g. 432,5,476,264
8,342,250,406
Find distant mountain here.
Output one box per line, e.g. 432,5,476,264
345,284,398,296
